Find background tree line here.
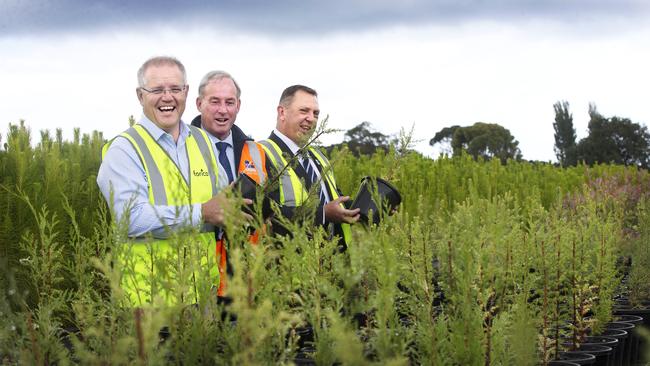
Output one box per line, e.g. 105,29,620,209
553,101,650,168
333,101,650,168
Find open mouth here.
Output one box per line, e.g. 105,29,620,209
158,106,176,113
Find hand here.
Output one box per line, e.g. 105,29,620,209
201,192,254,226
201,192,229,226
324,196,360,224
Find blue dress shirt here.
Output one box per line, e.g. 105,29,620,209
97,116,208,238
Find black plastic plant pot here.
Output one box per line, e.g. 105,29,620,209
563,344,612,366
613,305,650,326
584,336,618,349
612,313,644,325
606,322,633,366
235,172,258,201
234,173,272,219
293,346,316,365
350,176,402,226
611,313,648,366
598,329,627,366
285,324,314,350
295,325,314,349
547,361,580,366
554,351,596,365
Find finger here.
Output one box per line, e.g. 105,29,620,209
242,198,253,205
337,195,350,203
343,214,360,224
345,208,360,216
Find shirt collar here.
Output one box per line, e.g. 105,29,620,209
205,129,233,147
274,129,300,155
138,114,189,142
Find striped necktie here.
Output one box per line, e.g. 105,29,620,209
301,157,317,188
302,156,327,204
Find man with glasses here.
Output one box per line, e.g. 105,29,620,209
97,56,247,306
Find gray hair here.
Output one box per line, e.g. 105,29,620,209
137,56,187,87
197,70,241,99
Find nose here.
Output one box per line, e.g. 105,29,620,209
161,90,174,100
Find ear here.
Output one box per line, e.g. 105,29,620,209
277,105,285,121
235,98,241,113
196,95,202,110
136,88,144,106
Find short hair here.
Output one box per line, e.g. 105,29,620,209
137,56,187,87
279,85,317,106
197,70,241,99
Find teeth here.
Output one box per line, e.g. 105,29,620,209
159,106,175,112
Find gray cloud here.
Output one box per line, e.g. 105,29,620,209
2,0,648,37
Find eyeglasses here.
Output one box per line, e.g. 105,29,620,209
140,85,187,95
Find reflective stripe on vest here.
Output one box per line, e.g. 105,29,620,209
239,141,267,185
259,140,351,245
189,125,220,197
308,146,352,245
259,140,306,206
101,124,220,306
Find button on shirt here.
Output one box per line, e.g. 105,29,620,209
97,116,205,238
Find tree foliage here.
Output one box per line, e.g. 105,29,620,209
327,121,390,156
553,101,577,167
576,104,650,168
430,122,522,163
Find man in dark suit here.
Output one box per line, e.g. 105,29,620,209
259,85,360,250
191,70,268,297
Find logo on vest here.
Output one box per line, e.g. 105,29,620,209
193,169,209,177
244,160,256,170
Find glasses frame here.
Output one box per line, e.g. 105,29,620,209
140,85,187,95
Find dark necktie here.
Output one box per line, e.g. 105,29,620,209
216,142,234,184
302,156,326,204
301,157,317,187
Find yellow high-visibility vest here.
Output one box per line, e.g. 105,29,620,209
259,139,352,246
103,124,220,307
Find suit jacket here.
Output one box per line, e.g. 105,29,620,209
191,115,262,279
264,132,348,249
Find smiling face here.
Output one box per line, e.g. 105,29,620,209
136,63,187,137
277,90,320,145
196,77,240,140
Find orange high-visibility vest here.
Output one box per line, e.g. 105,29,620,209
216,140,267,296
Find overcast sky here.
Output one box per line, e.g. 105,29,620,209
2,0,650,161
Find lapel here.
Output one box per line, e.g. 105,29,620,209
231,125,245,170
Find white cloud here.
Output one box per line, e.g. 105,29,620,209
2,21,649,162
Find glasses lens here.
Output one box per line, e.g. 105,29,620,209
143,86,185,95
